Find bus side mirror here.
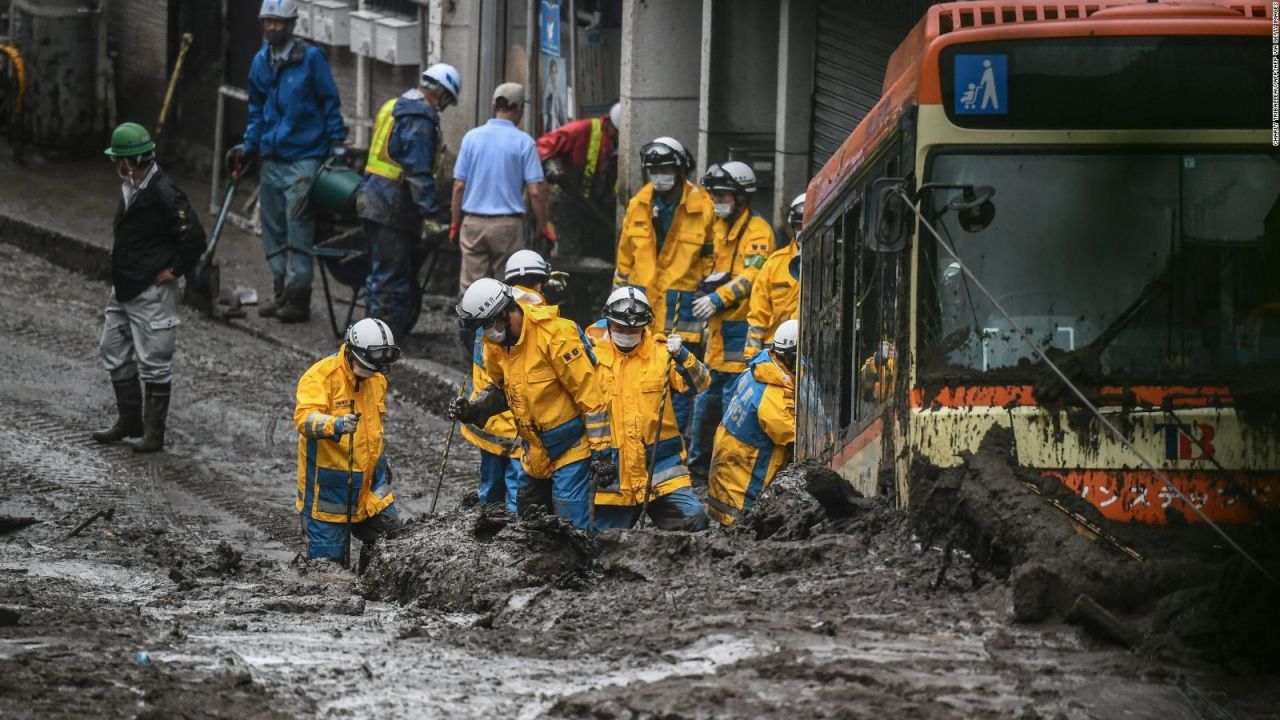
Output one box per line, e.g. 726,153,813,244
866,178,911,252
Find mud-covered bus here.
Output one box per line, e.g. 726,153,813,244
798,0,1278,525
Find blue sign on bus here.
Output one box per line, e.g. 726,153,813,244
954,54,1007,115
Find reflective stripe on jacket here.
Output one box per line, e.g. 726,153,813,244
593,331,711,506
357,90,442,228
707,355,795,526
705,210,775,373
614,181,715,344
460,287,544,458
483,302,610,480
294,347,393,524
745,240,800,360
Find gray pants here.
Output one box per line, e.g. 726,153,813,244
99,283,181,384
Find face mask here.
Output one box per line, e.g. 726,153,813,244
264,28,291,47
713,202,733,219
650,174,676,192
611,330,642,350
483,326,506,344
117,161,137,186
352,362,375,379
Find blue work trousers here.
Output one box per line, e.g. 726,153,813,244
301,502,400,562
687,369,738,484
362,219,428,338
478,451,523,513
260,158,321,293
514,458,590,530
593,486,709,532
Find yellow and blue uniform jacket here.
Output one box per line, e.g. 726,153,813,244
294,347,393,524
593,330,711,506
460,286,545,459
614,181,716,344
705,210,775,373
483,301,611,480
745,239,800,360
707,351,796,525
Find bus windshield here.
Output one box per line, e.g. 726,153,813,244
917,151,1280,382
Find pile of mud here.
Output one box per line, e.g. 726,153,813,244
910,427,1280,671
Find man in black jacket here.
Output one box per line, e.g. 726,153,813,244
93,122,206,453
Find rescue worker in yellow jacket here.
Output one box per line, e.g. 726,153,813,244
460,250,569,511
745,193,805,361
688,161,775,484
294,318,402,567
592,287,711,531
707,319,799,526
450,278,612,530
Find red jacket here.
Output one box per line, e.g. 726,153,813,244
535,116,616,200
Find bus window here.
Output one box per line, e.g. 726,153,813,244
916,151,1280,382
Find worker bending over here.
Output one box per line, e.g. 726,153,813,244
707,320,799,526
294,319,401,569
592,287,711,531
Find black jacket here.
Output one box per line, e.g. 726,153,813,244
111,169,206,302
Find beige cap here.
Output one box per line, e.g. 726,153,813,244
492,82,525,109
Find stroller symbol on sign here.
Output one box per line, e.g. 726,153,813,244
955,55,1007,116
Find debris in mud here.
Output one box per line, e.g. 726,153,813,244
359,504,593,612
0,515,37,534
208,541,244,576
66,507,114,537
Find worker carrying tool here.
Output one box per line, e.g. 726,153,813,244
228,0,347,324
688,161,775,485
535,102,621,257
745,192,805,360
450,278,611,530
356,63,461,339
293,318,401,568
458,250,564,512
707,319,798,526
92,122,206,454
591,287,711,531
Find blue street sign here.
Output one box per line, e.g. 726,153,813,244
954,55,1008,115
540,1,561,58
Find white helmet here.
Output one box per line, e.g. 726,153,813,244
456,278,514,328
504,249,550,282
421,63,461,107
787,193,806,227
640,136,690,171
608,102,622,130
345,318,400,373
721,161,757,195
772,319,799,353
602,286,652,328
259,0,299,19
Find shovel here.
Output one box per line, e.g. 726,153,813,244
185,176,238,316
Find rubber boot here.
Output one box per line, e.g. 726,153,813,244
91,378,144,443
132,383,171,454
258,277,286,318
277,288,311,323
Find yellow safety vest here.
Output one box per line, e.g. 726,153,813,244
365,98,402,182
0,46,26,113
582,118,602,198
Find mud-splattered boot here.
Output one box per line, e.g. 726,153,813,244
277,288,311,324
91,378,144,443
258,277,286,318
132,383,171,454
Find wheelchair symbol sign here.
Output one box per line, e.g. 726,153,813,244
955,55,1007,115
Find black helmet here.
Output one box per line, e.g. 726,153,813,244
602,286,653,329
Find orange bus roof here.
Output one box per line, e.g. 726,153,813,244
804,0,1272,224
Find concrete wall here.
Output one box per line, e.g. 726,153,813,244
108,0,170,130
773,0,816,223
697,0,778,179
617,0,702,203
437,0,480,154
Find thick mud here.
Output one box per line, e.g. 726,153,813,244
1,242,1278,718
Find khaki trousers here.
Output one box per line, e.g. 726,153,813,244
458,214,526,295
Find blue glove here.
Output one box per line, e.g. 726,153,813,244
335,413,359,437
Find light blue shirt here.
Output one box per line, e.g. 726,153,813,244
454,118,544,215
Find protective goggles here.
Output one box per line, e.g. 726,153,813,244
351,343,401,371
639,142,683,170
701,164,744,194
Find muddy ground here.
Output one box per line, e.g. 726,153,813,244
0,242,1277,719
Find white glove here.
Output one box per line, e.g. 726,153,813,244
336,413,359,436
666,334,683,356
691,295,717,320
